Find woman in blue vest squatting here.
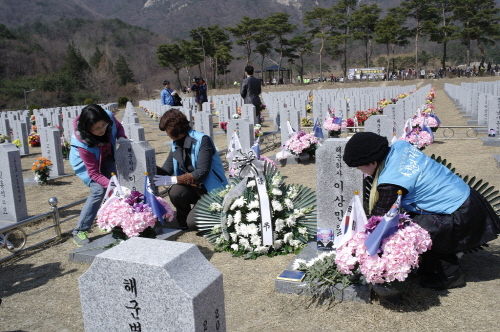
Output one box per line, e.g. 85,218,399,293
343,132,500,290
69,104,130,246
154,108,227,231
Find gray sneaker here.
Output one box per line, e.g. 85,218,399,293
73,231,90,247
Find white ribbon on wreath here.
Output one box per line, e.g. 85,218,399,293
221,149,274,246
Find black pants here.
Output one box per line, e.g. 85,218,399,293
168,184,203,229
418,250,461,284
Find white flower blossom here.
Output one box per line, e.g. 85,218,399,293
284,198,294,210
290,239,302,248
272,239,283,250
212,224,222,232
298,227,308,235
230,232,238,242
287,185,299,200
215,236,225,245
254,246,269,254
246,180,256,187
292,258,306,270
247,223,259,236
239,238,251,250
284,232,293,244
275,219,285,232
234,210,242,224
250,234,262,246
226,214,234,227
272,188,282,196
247,200,260,210
246,210,260,222
272,200,283,211
231,244,239,251
230,196,246,210
286,215,297,227
209,202,223,211
271,175,282,186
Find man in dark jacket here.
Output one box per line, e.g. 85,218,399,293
240,65,262,124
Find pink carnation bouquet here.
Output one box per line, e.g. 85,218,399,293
401,127,434,149
97,190,174,238
335,214,432,284
323,117,347,132
284,131,321,156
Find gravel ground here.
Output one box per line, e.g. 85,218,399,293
1,77,500,332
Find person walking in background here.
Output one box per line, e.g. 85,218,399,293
240,65,263,124
154,109,227,231
69,104,130,246
188,76,208,112
161,80,174,106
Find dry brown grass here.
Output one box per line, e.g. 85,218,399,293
1,76,500,332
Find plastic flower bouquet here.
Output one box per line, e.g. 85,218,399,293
301,116,313,127
401,127,434,150
335,214,432,284
254,124,262,138
28,133,40,147
0,134,8,143
96,190,174,238
323,117,347,136
284,131,321,156
194,161,316,259
12,139,22,148
32,157,53,185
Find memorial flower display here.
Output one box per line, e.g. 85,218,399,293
219,122,227,133
194,161,316,259
0,134,8,143
284,131,321,156
96,189,175,238
401,127,434,149
301,116,313,127
254,124,262,138
335,214,432,284
32,157,53,185
12,139,22,148
323,116,347,136
27,133,40,147
61,138,71,159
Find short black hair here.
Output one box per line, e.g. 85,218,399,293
245,65,254,75
163,80,170,85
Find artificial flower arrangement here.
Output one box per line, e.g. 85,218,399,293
401,127,434,150
335,214,432,284
220,122,228,133
96,188,175,239
237,106,242,115
12,139,22,148
355,90,415,125
254,124,262,138
0,134,9,143
32,157,53,185
323,116,347,136
301,116,313,127
27,133,40,147
194,160,316,259
284,131,321,156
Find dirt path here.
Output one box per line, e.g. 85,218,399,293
1,77,500,332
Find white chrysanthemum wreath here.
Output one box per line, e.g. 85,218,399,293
194,161,316,259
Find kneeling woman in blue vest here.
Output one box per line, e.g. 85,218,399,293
154,109,228,231
343,132,500,290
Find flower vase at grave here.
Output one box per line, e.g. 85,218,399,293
431,127,438,132
111,226,157,240
328,130,341,138
371,280,405,305
298,153,310,162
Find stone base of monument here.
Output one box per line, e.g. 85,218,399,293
69,227,182,264
481,137,500,146
23,173,74,186
274,242,370,303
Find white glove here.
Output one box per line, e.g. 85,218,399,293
154,175,177,186
117,137,133,143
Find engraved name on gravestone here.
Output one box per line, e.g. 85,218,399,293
79,238,226,332
39,126,65,177
116,141,156,192
364,115,393,143
240,104,256,126
316,139,363,238
123,123,145,142
0,143,28,222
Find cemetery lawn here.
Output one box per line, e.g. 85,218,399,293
1,77,500,331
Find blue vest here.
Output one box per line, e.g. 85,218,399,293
172,130,228,192
69,111,118,186
378,140,469,214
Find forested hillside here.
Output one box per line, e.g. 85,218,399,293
0,0,499,110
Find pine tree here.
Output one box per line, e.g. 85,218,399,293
115,54,135,86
